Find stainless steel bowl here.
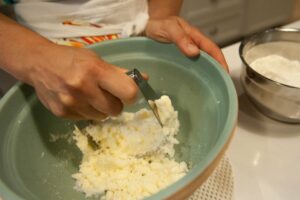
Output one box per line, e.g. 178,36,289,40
239,28,300,123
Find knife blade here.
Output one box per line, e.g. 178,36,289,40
126,69,163,127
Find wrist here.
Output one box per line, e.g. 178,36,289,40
4,39,57,86
26,41,58,85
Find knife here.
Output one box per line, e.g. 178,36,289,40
126,69,163,127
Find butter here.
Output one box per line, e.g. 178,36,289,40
72,95,188,200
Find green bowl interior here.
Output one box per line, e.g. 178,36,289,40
0,38,237,200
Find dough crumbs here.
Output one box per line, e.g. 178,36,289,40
72,96,188,200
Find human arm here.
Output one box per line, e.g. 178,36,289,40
145,0,228,71
0,13,138,120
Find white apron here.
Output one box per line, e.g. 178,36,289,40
14,0,149,39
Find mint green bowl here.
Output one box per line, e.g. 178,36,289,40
0,38,237,200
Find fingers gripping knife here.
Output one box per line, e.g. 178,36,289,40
126,69,163,127
87,68,163,150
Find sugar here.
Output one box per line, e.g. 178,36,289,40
250,54,300,88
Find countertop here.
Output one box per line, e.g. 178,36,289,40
224,20,300,200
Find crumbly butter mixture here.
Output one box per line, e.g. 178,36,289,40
72,96,188,200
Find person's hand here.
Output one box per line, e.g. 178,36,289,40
0,13,138,121
145,16,229,71
27,44,138,120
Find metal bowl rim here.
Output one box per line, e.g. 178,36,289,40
239,28,300,90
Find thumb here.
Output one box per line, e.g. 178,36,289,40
168,22,200,57
185,42,200,57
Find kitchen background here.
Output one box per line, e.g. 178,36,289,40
180,0,300,46
1,0,300,97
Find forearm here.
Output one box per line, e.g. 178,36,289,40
0,13,54,84
148,0,183,19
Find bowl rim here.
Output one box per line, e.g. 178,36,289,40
0,37,238,200
239,27,300,90
90,37,238,200
0,82,27,200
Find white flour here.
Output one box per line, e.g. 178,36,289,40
250,54,300,88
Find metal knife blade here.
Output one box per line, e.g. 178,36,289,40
126,69,163,127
